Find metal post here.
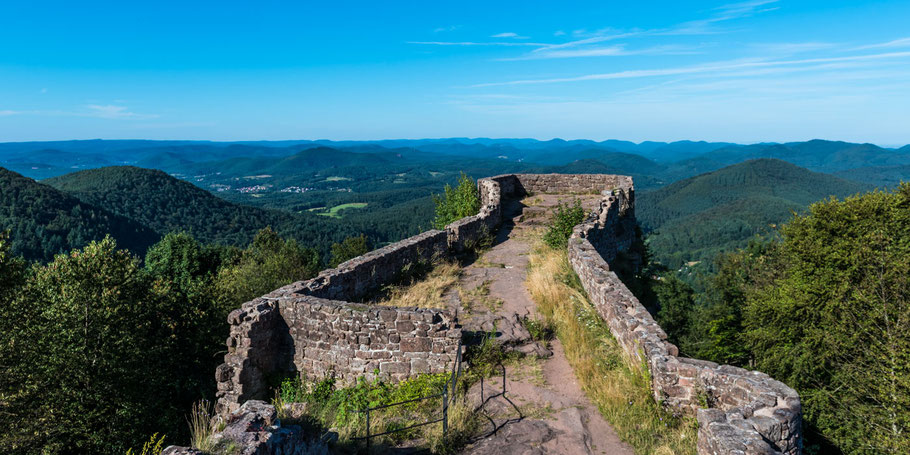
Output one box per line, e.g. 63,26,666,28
480,376,484,403
442,386,449,438
502,364,506,395
365,407,371,452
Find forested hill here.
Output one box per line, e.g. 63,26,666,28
0,167,158,261
43,166,364,255
637,159,871,269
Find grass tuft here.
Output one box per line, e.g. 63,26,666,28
187,400,217,452
526,241,697,455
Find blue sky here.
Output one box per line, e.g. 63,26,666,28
1,0,909,145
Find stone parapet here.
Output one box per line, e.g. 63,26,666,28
567,190,802,455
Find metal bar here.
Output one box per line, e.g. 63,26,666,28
353,418,444,440
480,375,485,403
365,407,371,451
349,338,465,446
442,386,449,437
359,392,445,412
501,362,506,395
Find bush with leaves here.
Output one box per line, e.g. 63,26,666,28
432,172,480,229
738,186,910,454
214,227,320,305
542,199,586,249
329,234,371,267
0,237,158,453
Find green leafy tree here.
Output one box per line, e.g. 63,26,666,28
142,232,233,441
742,185,910,453
432,172,480,229
0,237,154,453
543,199,586,249
329,234,371,267
215,227,320,305
655,274,695,347
0,230,26,301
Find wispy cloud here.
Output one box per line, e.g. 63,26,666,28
531,31,644,53
502,44,701,61
670,0,780,35
853,37,910,51
473,51,910,87
412,1,776,58
749,42,837,55
409,41,549,47
85,104,155,119
0,105,157,119
491,32,529,39
433,25,461,33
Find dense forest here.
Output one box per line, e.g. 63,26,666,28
0,168,157,262
0,228,324,454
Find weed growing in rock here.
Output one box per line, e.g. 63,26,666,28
542,199,586,249
375,260,461,309
521,316,555,343
187,400,217,452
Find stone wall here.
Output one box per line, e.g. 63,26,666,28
215,177,513,415
567,190,802,455
277,297,460,383
213,171,802,455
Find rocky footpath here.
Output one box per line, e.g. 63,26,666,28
452,196,634,455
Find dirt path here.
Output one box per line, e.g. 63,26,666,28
452,195,634,455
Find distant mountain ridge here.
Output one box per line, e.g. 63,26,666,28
637,158,872,269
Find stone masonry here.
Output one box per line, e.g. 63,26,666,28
212,173,803,455
567,183,802,455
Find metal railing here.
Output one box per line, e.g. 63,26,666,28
353,338,464,451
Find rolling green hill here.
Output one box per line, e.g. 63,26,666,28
662,140,910,182
638,159,871,269
43,166,365,255
0,167,158,261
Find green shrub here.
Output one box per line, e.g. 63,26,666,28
433,172,480,229
274,372,453,447
543,200,586,249
329,234,371,267
522,316,555,342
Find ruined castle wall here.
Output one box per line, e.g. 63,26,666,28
294,230,449,302
567,193,802,455
278,297,461,383
214,177,509,415
214,171,802,455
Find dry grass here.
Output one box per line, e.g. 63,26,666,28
377,261,461,309
526,242,697,455
187,400,217,452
